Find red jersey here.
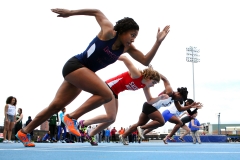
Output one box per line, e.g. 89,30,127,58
106,71,145,95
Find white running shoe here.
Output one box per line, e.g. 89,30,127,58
8,140,14,143
119,135,128,145
137,126,145,139
3,140,8,143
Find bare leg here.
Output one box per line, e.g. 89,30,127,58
24,67,113,133
122,113,150,138
88,96,118,136
8,122,15,141
143,128,155,135
140,110,165,129
84,95,118,126
66,69,113,119
167,116,183,138
180,125,190,138
3,120,9,140
23,80,81,133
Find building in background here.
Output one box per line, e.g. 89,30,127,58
40,121,49,131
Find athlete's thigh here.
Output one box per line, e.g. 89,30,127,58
168,115,182,124
181,116,191,124
103,95,118,116
52,80,82,107
65,67,112,96
137,113,150,125
181,125,190,132
148,110,165,123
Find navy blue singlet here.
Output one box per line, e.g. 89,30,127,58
75,35,124,72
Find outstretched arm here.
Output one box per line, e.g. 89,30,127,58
143,74,172,104
118,55,141,78
127,26,170,66
144,88,169,104
187,108,198,116
175,101,203,112
51,8,114,39
158,73,173,96
178,111,187,119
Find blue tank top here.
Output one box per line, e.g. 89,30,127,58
75,35,124,72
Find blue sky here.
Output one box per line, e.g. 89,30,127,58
0,0,240,133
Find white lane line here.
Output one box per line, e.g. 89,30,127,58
14,150,240,154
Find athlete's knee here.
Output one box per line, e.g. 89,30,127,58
48,101,64,113
106,115,116,123
158,120,165,126
99,88,113,103
104,96,112,104
186,128,191,133
152,118,164,126
102,93,113,104
177,121,183,127
135,123,142,128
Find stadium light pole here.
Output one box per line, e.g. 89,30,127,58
186,46,200,101
218,113,221,135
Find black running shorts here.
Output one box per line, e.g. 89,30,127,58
62,56,85,78
142,102,158,115
180,116,192,127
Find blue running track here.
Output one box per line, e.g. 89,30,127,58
1,142,240,160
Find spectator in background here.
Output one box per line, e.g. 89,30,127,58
14,108,23,143
94,125,99,143
111,127,117,143
105,128,110,143
127,125,133,143
3,96,17,143
102,129,105,143
118,127,125,143
132,130,137,143
98,130,102,143
119,127,124,135
57,108,66,143
26,116,33,141
48,113,58,142
42,131,51,142
37,136,41,142
189,115,203,144
86,126,92,136
70,133,77,143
